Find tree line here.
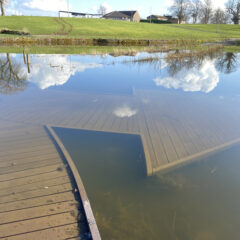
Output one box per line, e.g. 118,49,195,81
170,0,240,24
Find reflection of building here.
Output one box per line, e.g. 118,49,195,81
59,11,103,18
147,15,183,24
103,11,141,22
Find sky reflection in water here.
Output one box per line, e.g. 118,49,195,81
1,50,240,239
1,51,240,96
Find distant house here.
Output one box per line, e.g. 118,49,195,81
147,15,182,24
165,15,183,24
147,15,168,21
59,11,103,18
103,11,141,22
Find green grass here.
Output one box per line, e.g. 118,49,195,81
0,44,231,55
224,46,240,52
1,16,240,41
0,45,151,54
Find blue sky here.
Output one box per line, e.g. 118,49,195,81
7,0,227,18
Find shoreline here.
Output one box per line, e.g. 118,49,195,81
0,36,218,47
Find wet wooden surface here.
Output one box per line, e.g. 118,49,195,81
1,88,240,176
0,121,90,240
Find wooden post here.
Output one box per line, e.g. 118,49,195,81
26,54,30,74
23,51,26,65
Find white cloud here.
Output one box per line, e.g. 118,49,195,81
153,60,219,93
91,5,98,13
113,105,137,118
20,55,102,89
23,0,68,12
207,0,227,9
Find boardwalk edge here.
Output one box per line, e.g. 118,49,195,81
45,125,101,240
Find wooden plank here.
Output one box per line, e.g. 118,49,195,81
161,117,187,159
154,119,178,163
0,127,46,138
0,175,70,197
0,141,56,154
93,100,115,132
0,183,73,204
0,152,59,167
0,158,61,175
84,101,104,130
0,149,59,163
0,192,76,213
135,107,155,175
0,170,68,190
0,212,79,238
78,102,100,130
0,134,51,146
153,137,240,174
0,201,79,224
145,113,169,166
0,139,54,153
46,125,101,240
0,144,58,158
0,163,65,182
4,223,82,240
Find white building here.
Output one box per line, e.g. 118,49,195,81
59,11,103,18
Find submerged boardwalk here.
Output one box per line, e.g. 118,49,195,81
1,88,240,177
0,85,240,238
0,120,92,239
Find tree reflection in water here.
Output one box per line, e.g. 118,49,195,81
165,50,222,77
216,52,238,74
0,53,28,95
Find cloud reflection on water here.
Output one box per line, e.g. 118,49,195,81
153,60,219,93
21,55,103,89
113,105,137,118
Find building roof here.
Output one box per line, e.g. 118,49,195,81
147,15,168,19
148,15,166,18
103,11,138,19
164,15,178,20
59,11,102,16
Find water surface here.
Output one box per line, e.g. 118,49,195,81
1,50,240,239
54,127,240,240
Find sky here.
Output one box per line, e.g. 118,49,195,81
7,0,228,18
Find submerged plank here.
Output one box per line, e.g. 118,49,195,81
3,223,83,240
0,124,91,239
0,192,76,213
0,212,79,238
153,137,240,174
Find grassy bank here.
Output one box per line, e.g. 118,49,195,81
1,16,240,41
0,44,236,55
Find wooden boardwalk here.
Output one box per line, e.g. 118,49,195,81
0,120,98,240
1,88,240,177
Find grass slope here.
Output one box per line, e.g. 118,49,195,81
0,16,240,40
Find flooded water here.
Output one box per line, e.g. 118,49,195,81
1,50,240,239
54,127,240,240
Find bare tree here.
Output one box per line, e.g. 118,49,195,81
0,54,28,95
189,0,202,24
226,0,240,24
211,8,229,24
169,0,189,24
0,0,10,16
200,0,213,24
98,4,107,15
